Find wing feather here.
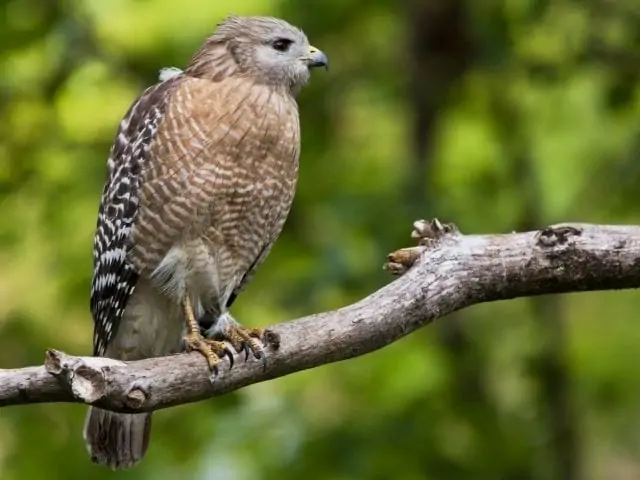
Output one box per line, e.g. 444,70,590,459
90,76,180,356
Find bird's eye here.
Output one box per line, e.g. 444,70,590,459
272,38,293,52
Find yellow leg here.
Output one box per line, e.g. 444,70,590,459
182,297,233,373
184,296,200,336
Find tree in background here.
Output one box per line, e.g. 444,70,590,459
1,1,640,479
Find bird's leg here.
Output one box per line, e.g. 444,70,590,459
182,297,234,375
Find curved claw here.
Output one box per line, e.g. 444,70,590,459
258,350,267,371
223,347,235,370
242,343,250,362
210,365,219,383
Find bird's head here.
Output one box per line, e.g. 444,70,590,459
186,15,328,95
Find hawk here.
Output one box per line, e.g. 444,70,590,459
84,15,327,469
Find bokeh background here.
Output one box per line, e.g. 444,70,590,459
2,0,640,479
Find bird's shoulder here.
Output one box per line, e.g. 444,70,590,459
104,76,181,185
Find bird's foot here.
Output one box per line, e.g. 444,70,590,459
206,314,279,371
183,331,234,379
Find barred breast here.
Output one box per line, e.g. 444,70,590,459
129,76,301,316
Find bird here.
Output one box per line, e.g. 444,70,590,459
84,15,327,470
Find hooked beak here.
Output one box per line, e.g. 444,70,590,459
306,45,329,70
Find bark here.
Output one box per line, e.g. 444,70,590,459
1,220,639,414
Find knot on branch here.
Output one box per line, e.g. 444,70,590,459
126,388,148,409
262,329,281,351
45,349,125,405
536,225,583,248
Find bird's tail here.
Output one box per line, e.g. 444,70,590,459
83,407,152,469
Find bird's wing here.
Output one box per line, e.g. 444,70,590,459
90,76,180,356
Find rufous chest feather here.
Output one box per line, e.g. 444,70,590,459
157,77,300,181
131,76,301,276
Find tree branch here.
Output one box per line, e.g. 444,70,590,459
2,220,639,413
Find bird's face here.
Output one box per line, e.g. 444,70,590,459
213,16,328,93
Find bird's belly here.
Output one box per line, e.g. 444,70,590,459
203,187,293,305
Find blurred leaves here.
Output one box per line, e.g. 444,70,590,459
1,0,640,479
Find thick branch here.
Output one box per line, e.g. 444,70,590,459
1,221,639,412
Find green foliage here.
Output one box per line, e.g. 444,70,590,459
1,0,640,478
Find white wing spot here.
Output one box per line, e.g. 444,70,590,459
159,67,183,81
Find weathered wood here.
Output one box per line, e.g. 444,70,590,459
1,221,639,413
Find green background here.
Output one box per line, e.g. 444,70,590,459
2,0,640,479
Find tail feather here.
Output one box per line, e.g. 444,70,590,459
83,407,152,470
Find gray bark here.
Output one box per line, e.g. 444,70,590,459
1,220,639,413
